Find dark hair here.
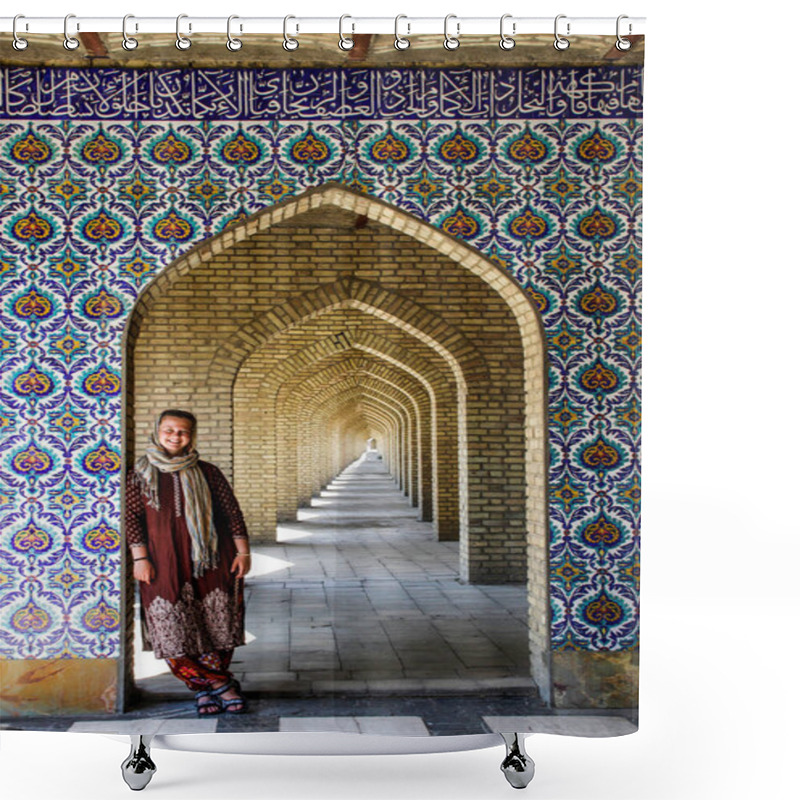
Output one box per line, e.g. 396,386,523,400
158,409,196,431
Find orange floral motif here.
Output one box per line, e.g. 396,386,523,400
438,132,479,163
545,246,582,280
49,172,86,207
121,254,155,281
579,361,620,393
83,523,120,552
83,366,121,396
153,211,194,241
13,290,52,319
12,523,52,553
82,444,121,475
509,209,549,240
577,130,617,162
83,211,123,242
508,131,548,163
581,437,622,470
578,209,617,240
613,247,642,280
259,178,294,203
50,562,84,595
52,334,85,360
83,601,119,631
370,131,409,163
441,209,479,239
11,132,52,163
12,211,52,241
579,286,618,317
12,601,51,632
439,131,478,164
13,367,53,396
82,132,122,164
221,132,261,164
83,289,123,319
152,132,192,164
553,400,580,432
291,131,330,164
51,255,85,282
12,445,52,475
51,409,85,437
582,515,622,547
583,593,624,625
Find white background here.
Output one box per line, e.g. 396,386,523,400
2,1,799,797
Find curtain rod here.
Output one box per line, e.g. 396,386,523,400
0,16,646,37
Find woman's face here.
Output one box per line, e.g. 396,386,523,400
157,416,193,457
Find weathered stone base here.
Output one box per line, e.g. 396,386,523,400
551,650,639,709
0,659,118,717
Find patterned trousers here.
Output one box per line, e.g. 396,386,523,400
164,649,234,692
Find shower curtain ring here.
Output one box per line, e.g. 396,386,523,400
394,15,410,50
616,15,632,51
443,14,460,50
64,14,80,50
339,15,355,51
499,14,516,50
227,15,243,51
553,14,570,51
12,14,28,50
283,15,299,51
176,14,192,50
122,15,138,50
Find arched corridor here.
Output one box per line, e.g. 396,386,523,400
125,184,551,700
135,452,534,699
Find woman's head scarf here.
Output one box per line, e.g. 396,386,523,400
134,410,218,577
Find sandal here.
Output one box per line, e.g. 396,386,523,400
210,680,247,715
195,689,223,717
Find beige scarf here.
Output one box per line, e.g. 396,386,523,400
134,418,218,577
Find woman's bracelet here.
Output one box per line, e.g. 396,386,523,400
133,556,150,562
236,553,251,559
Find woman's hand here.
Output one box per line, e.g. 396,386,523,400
133,559,155,585
231,553,251,579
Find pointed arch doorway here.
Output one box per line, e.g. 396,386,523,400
123,183,551,705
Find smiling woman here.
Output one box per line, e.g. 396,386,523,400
125,409,252,717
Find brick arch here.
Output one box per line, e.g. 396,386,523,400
124,182,550,702
275,354,427,492
272,354,420,507
207,275,489,388
283,360,423,502
298,383,411,507
289,366,423,505
234,310,459,539
253,348,430,519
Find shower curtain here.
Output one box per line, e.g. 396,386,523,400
0,30,643,737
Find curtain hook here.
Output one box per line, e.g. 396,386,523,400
499,14,516,50
443,14,460,50
12,14,28,51
553,14,570,51
283,15,299,51
64,13,80,51
616,14,632,51
122,14,138,51
176,14,192,50
394,14,410,51
227,15,243,51
339,14,354,51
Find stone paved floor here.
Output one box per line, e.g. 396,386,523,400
136,452,534,700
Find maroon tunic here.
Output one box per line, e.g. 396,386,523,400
125,461,248,659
